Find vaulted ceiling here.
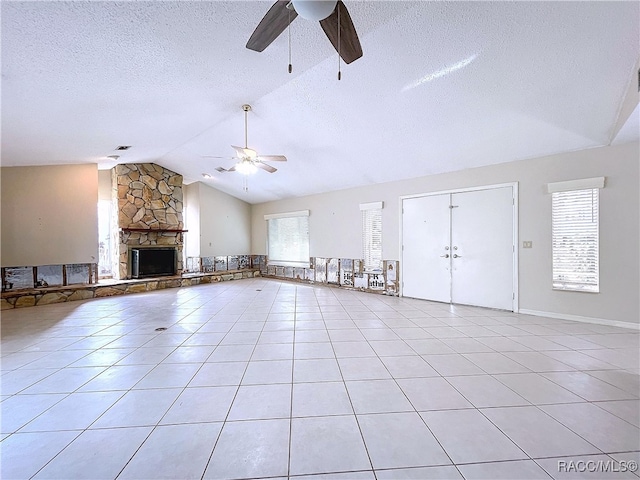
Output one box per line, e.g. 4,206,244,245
2,1,638,203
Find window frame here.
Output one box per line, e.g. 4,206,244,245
360,201,383,273
264,210,310,267
548,177,604,293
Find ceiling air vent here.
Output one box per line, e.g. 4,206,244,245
115,145,131,151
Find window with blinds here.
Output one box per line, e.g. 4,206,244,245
552,188,599,292
266,211,309,267
361,202,383,272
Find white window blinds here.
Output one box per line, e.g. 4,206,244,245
361,202,383,272
552,188,599,292
265,211,310,266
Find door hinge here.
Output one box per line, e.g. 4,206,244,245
513,292,515,300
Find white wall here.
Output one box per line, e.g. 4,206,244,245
97,169,112,201
1,164,99,266
184,181,251,257
184,182,201,258
251,142,640,325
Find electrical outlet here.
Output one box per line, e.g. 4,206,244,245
523,241,533,248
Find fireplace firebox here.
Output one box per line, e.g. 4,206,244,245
131,247,177,279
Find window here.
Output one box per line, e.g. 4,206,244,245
361,202,383,272
550,178,604,293
265,210,309,266
98,199,112,277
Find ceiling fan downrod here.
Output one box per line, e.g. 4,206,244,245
242,104,251,148
337,3,341,80
288,6,293,73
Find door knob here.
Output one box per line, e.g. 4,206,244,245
453,254,461,258
440,254,450,258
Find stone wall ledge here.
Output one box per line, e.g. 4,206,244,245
1,269,260,309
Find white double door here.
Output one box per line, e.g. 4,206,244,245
402,186,515,311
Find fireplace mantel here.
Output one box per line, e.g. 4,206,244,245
120,228,188,233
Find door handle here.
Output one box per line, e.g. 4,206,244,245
440,254,450,258
453,254,461,258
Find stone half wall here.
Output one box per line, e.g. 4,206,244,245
1,270,261,309
111,163,184,279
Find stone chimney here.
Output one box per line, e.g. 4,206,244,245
111,163,184,279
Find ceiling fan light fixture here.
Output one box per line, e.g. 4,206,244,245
235,159,258,175
242,147,258,159
291,0,337,21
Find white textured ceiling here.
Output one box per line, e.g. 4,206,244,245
2,1,638,203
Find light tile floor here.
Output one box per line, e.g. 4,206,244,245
1,278,639,480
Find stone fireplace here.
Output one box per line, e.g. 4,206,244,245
111,163,184,280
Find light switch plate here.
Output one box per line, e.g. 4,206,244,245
523,241,533,248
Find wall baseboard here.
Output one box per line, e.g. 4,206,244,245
519,309,639,331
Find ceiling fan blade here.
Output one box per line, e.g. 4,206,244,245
203,156,237,160
246,0,299,52
227,165,237,172
319,1,362,64
231,145,247,157
257,155,287,162
256,162,277,173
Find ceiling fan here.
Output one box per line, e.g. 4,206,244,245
246,0,363,65
203,104,287,176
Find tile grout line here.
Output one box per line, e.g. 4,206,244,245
2,277,638,479
343,293,463,476
318,286,378,480
199,278,280,480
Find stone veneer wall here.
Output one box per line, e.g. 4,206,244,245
112,163,184,279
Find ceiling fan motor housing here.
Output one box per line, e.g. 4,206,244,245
291,0,338,21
